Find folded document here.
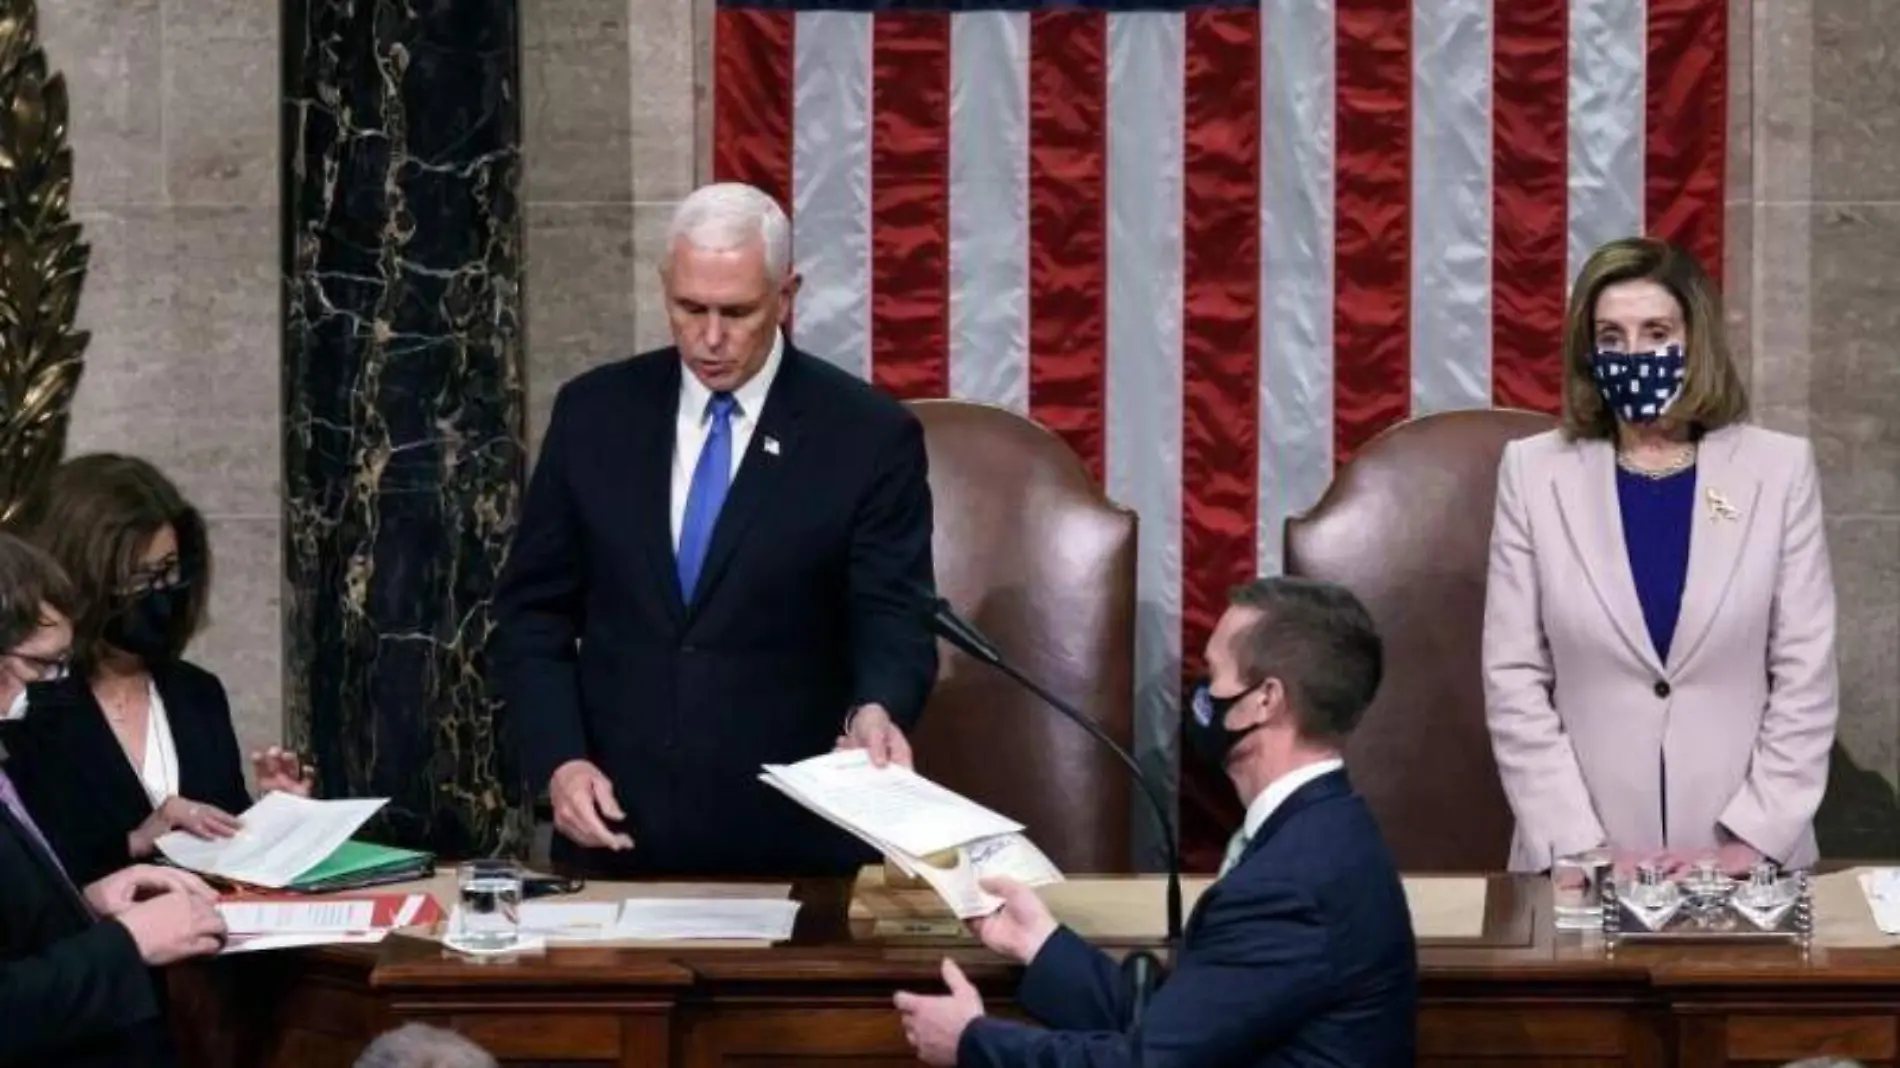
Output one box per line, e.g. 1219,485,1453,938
761,750,1062,918
156,792,408,889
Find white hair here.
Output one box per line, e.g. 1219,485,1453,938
666,182,792,283
354,1024,496,1068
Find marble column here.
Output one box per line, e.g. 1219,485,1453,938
282,0,529,856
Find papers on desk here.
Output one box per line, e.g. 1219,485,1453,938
217,891,440,954
468,897,802,942
156,792,389,888
760,750,1063,919
1856,869,1900,933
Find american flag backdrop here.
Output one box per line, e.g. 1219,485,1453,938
712,0,1728,871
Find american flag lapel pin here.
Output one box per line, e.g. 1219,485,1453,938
763,435,781,457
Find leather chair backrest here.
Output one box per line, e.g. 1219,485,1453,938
1285,408,1556,871
907,400,1137,873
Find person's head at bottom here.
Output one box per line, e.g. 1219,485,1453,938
0,532,75,720
354,1023,496,1068
1188,575,1384,798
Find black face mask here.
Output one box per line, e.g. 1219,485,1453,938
103,584,191,663
1186,679,1263,769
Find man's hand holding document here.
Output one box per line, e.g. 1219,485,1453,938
760,750,1063,917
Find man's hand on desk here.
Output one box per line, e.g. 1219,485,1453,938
967,877,1058,965
549,760,634,851
834,703,912,768
894,959,986,1067
115,887,228,966
84,864,217,918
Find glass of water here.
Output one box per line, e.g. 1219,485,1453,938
455,858,523,951
1551,849,1612,931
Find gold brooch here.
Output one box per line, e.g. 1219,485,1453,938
1706,488,1740,521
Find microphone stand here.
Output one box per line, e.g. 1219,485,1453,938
918,593,1183,1018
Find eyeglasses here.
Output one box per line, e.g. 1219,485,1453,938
5,650,69,682
118,556,188,597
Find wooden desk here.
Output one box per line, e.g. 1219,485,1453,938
171,875,1900,1067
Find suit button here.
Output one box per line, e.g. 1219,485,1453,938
1654,680,1672,698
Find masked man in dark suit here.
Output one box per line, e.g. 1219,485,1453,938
493,182,937,877
895,577,1418,1067
0,533,228,1067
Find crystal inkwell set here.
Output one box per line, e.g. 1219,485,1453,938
1598,859,1814,946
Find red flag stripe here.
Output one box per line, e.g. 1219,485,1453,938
1332,2,1412,466
870,15,953,399
1177,8,1263,873
1491,0,1569,412
712,9,795,216
1645,0,1727,282
1026,11,1109,482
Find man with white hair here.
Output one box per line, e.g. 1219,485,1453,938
494,182,937,876
354,1024,496,1068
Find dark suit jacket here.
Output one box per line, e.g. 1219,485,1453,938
960,770,1417,1068
492,345,937,876
0,758,177,1067
0,661,251,888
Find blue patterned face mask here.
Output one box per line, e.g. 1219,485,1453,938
1591,343,1686,424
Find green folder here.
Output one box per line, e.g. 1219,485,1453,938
285,840,434,893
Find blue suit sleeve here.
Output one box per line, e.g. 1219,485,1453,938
846,411,937,729
1014,926,1130,1032
958,881,1335,1068
490,383,591,794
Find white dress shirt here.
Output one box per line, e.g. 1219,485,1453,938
670,332,785,549
1219,756,1345,875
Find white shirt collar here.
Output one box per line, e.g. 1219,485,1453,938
1240,757,1345,842
680,330,785,422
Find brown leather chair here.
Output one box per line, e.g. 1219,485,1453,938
1285,408,1556,872
906,400,1138,873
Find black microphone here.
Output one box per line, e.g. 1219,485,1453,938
908,582,1183,1004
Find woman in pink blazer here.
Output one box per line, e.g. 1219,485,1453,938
1483,237,1838,876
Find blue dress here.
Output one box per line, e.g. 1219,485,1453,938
1616,464,1695,663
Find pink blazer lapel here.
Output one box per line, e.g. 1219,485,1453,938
1669,427,1763,673
1552,438,1662,675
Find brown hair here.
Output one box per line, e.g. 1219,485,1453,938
12,454,210,669
0,532,75,654
1560,236,1749,440
1226,576,1383,743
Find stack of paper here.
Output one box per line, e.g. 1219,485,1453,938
463,897,802,943
217,891,441,954
760,750,1062,918
155,792,431,891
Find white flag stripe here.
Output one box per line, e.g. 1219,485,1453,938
1257,0,1337,577
790,11,873,379
1567,0,1647,284
1103,11,1187,871
1411,0,1495,415
948,11,1032,413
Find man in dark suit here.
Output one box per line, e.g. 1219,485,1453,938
895,577,1417,1067
492,182,937,877
0,532,229,1066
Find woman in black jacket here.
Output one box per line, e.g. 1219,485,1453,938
2,454,314,887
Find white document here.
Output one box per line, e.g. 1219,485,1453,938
760,751,1064,920
1857,869,1900,933
221,930,389,955
760,750,1024,857
613,898,801,941
519,901,624,941
218,900,375,935
155,792,388,888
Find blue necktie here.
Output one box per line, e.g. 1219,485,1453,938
677,392,738,601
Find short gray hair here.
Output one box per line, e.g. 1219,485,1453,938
666,182,792,283
354,1023,496,1068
